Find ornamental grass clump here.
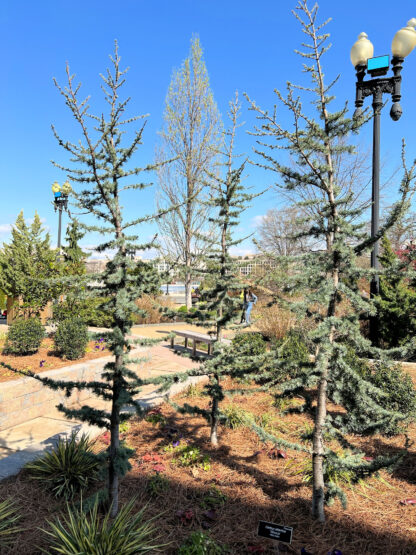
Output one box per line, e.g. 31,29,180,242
4,317,44,355
25,433,99,499
43,497,162,554
54,317,88,360
0,499,22,550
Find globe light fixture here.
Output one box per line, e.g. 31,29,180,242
62,181,72,195
351,19,415,345
350,32,374,67
391,18,416,58
51,181,71,252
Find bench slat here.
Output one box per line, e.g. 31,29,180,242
172,330,215,343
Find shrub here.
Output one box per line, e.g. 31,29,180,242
255,301,297,340
221,405,250,429
275,329,310,366
173,445,211,471
182,383,204,398
25,433,99,499
231,333,266,356
54,317,88,360
43,497,162,554
178,531,227,555
132,294,176,324
4,317,45,355
177,305,188,313
84,296,116,328
341,349,416,435
0,499,22,549
364,360,416,435
146,473,170,497
199,486,227,510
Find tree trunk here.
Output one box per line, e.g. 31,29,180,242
210,374,220,446
185,267,192,309
210,395,219,446
312,360,328,522
108,353,122,517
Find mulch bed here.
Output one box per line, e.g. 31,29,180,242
0,337,111,383
1,379,416,554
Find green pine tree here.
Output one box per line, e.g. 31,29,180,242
374,236,416,348
62,218,90,276
53,218,92,323
245,0,416,521
0,211,58,316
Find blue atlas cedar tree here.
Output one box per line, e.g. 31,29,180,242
0,43,171,517
245,0,416,522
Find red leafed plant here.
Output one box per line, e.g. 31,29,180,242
247,545,266,553
400,498,416,505
176,509,194,524
153,464,166,473
268,448,287,459
142,452,163,463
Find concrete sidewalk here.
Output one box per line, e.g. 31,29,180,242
0,337,203,481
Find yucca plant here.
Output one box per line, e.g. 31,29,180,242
25,433,99,499
43,497,163,554
0,499,22,549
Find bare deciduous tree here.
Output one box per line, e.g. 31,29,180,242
156,36,222,308
255,205,311,255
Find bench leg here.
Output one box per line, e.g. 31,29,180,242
192,340,197,357
208,343,212,355
171,336,174,348
185,337,188,349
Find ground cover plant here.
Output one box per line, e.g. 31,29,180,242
2,378,416,554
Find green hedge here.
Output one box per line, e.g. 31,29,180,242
5,318,45,355
54,318,88,360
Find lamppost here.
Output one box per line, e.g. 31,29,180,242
350,19,416,344
51,181,71,252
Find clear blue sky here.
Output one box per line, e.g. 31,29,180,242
2,0,416,256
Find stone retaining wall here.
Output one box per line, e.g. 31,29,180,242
0,348,148,431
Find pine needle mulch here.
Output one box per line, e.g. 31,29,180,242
1,379,416,554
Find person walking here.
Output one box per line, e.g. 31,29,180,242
240,288,248,323
245,289,257,325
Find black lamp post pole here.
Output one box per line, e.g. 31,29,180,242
369,87,382,342
353,56,404,345
57,204,63,252
53,193,69,255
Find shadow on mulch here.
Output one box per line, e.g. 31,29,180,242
2,387,416,554
5,468,415,555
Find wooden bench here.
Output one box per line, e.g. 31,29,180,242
171,330,216,356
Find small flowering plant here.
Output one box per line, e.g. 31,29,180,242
39,360,46,368
94,337,106,351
